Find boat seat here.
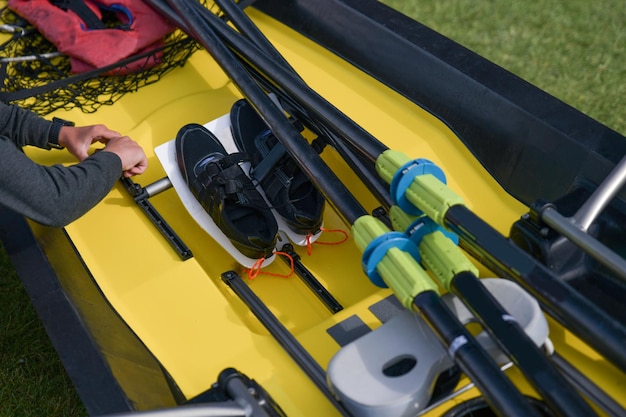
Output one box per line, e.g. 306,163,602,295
327,278,549,417
327,308,453,417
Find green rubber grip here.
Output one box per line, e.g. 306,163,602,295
352,215,439,309
376,150,464,227
375,149,411,184
378,247,440,309
419,231,479,291
352,215,390,252
389,205,419,232
405,174,465,226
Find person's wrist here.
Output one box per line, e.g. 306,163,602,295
47,117,75,150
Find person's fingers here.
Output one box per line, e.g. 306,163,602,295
101,135,148,176
124,159,148,177
123,166,146,177
89,125,121,142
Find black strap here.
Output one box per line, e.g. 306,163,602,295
50,0,106,30
250,131,288,183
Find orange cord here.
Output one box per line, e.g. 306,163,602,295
305,227,349,255
245,251,295,280
246,228,349,278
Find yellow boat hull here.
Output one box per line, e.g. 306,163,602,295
3,1,625,415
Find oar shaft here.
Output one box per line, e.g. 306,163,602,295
162,0,367,225
414,291,542,417
444,204,626,373
213,0,299,77
221,271,350,416
450,271,597,417
187,0,388,162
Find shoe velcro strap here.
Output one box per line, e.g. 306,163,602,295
216,164,261,206
191,164,223,209
259,154,303,201
250,131,288,183
219,152,250,167
260,168,290,203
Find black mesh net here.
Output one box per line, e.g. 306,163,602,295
0,5,201,115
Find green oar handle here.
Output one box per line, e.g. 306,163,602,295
353,216,439,309
374,149,410,183
388,205,476,291
420,231,479,291
376,150,464,226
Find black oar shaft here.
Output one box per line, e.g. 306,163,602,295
221,271,350,416
444,204,626,373
414,291,541,417
187,0,388,162
212,0,393,208
162,0,367,225
450,271,597,417
213,0,299,77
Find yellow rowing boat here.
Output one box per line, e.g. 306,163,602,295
2,1,625,416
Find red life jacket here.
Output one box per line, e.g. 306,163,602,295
7,0,176,74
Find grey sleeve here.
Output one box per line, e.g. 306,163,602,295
0,138,123,227
0,101,52,148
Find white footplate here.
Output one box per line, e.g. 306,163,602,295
155,112,321,268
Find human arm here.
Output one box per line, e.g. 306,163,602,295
0,136,147,226
0,137,123,227
0,100,52,147
0,101,148,225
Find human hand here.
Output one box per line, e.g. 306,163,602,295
58,124,122,161
58,124,148,177
99,136,148,178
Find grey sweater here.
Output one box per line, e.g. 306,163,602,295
0,102,123,226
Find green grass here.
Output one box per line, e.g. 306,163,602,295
0,1,624,416
0,245,85,417
381,0,626,135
